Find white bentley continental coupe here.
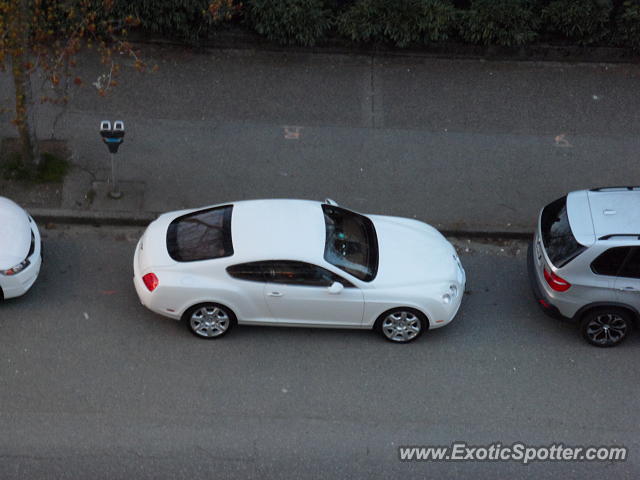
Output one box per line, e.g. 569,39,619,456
0,196,42,300
133,199,465,343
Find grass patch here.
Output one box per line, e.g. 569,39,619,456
0,152,31,181
1,139,71,183
37,152,71,182
85,187,96,205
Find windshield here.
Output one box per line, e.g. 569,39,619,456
322,205,378,281
540,196,586,268
167,205,233,262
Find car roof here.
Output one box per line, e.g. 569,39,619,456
579,188,640,243
230,199,327,262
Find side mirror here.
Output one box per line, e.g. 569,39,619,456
328,281,344,294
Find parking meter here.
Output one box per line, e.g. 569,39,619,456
100,120,125,154
99,120,126,198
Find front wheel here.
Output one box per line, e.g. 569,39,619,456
376,308,426,343
184,303,236,339
580,308,633,347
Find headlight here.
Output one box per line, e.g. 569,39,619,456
449,284,458,297
1,259,30,276
442,293,451,304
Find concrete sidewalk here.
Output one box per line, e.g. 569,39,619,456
1,44,639,234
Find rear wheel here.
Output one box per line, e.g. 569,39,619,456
580,308,633,347
184,303,236,339
376,308,426,343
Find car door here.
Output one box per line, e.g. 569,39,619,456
262,261,364,326
613,247,640,310
225,261,271,323
590,246,630,300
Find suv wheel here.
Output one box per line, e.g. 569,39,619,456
580,308,633,347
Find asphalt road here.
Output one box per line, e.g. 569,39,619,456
2,47,640,232
1,225,639,479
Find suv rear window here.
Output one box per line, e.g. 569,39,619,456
167,205,233,262
540,196,586,268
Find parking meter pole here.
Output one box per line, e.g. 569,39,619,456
108,152,122,199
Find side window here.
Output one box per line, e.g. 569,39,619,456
226,262,267,282
618,248,640,279
591,247,631,276
267,261,353,287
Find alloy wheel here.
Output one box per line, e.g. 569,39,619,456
190,306,230,338
584,312,628,346
381,311,421,342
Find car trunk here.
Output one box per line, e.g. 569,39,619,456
137,214,176,272
538,194,590,270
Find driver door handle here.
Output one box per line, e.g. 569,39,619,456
267,291,283,297
618,286,639,292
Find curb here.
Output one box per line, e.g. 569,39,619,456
30,207,533,240
440,229,531,241
30,208,158,227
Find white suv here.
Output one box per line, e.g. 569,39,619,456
528,187,640,347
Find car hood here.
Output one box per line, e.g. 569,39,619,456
0,197,31,269
368,215,458,287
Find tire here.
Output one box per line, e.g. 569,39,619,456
183,303,236,339
375,307,427,343
580,308,634,347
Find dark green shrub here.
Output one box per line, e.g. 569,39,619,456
617,1,640,51
337,0,385,43
542,0,612,45
112,0,241,44
246,0,332,46
338,0,456,47
459,0,539,46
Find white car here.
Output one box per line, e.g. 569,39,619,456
0,196,42,300
133,199,465,343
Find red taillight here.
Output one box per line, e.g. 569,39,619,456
543,268,571,292
142,273,159,292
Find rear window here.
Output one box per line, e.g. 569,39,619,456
540,196,586,268
167,205,233,262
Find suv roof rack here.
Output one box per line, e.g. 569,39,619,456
598,234,640,240
590,186,640,192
